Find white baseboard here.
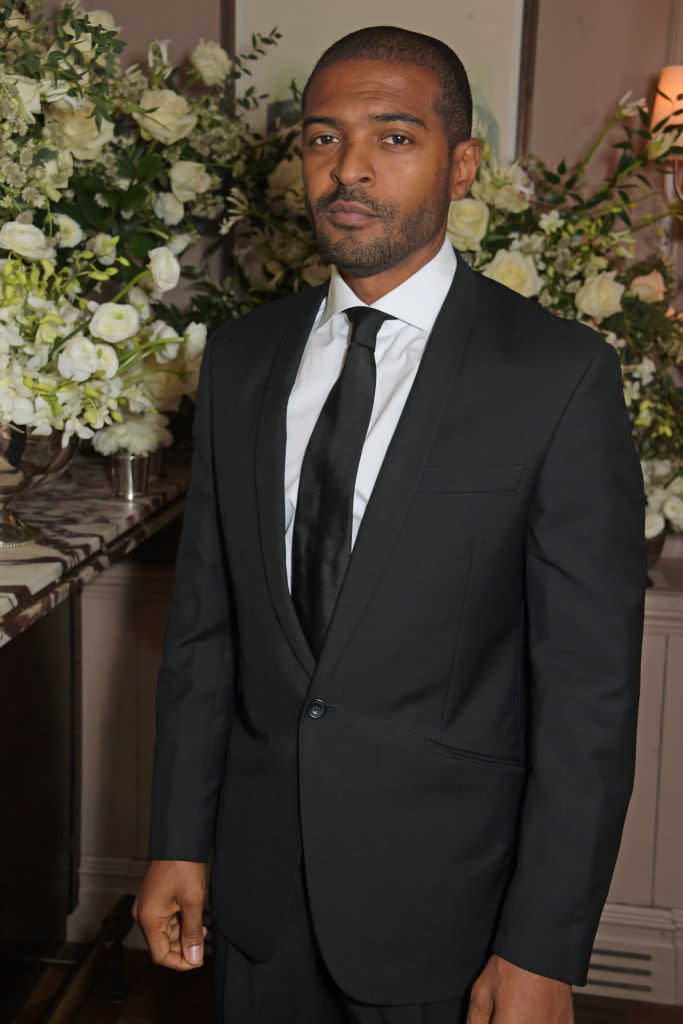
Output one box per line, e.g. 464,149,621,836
66,855,148,949
579,903,683,1005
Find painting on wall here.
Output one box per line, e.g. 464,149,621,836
235,0,535,159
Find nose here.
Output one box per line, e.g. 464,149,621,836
331,141,374,187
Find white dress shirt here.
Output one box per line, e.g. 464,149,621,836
284,237,457,588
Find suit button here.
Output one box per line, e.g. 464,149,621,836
307,698,326,719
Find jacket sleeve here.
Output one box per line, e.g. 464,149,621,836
149,335,236,862
492,339,647,984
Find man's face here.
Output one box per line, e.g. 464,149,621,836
302,58,479,299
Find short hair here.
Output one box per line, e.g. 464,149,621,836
301,26,473,152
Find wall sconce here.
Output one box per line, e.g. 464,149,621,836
651,65,683,201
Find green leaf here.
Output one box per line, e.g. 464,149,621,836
137,151,164,182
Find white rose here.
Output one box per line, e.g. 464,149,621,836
167,233,193,256
446,198,489,251
49,102,114,160
669,475,683,497
148,246,180,293
190,39,231,85
648,459,672,482
482,249,541,298
150,320,181,362
90,302,140,342
662,495,683,529
41,150,73,201
0,222,56,261
94,342,119,378
539,209,563,234
629,270,666,304
7,74,42,120
645,511,665,539
169,160,212,203
127,286,153,321
91,232,118,266
133,89,197,145
54,213,83,248
185,321,207,360
153,191,184,226
57,334,100,382
575,271,625,321
646,487,669,513
267,157,305,215
85,9,119,31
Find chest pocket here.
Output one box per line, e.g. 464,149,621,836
417,463,524,494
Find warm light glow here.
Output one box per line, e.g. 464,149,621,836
651,65,683,134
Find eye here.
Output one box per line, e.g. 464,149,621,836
384,134,411,146
311,134,338,146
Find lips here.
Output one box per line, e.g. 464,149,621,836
326,201,379,226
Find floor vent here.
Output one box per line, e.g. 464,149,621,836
584,944,674,1003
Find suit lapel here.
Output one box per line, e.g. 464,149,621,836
254,286,327,679
313,259,480,682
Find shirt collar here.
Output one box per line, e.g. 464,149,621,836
320,236,457,334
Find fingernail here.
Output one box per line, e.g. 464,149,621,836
188,945,202,965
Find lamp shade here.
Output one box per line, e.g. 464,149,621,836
651,65,683,132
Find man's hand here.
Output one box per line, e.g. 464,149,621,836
133,860,207,971
465,954,574,1023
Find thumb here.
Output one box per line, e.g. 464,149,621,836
180,895,205,967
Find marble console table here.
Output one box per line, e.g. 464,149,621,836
0,454,188,647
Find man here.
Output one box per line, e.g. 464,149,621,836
134,26,646,1024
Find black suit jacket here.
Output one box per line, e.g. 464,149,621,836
150,257,646,1004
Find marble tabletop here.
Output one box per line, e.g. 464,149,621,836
0,454,188,647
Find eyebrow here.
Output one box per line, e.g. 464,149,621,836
303,112,426,129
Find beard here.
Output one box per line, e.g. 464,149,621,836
306,185,451,277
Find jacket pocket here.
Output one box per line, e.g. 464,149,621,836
417,463,524,494
425,737,525,771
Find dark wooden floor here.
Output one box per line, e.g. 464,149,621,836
9,948,683,1023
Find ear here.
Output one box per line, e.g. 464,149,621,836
449,139,482,201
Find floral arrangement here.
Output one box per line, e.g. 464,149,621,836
0,0,278,450
227,93,683,541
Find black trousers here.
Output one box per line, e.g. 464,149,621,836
213,866,469,1023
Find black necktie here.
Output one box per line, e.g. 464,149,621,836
291,306,394,658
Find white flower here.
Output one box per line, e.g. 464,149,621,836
150,320,180,362
95,342,119,379
472,162,533,213
153,191,184,226
127,286,153,321
481,249,542,298
6,74,42,120
539,209,564,234
148,246,180,293
90,302,140,342
57,334,100,382
662,495,683,529
147,39,171,71
634,357,656,386
446,198,489,251
41,150,73,201
629,270,666,304
92,411,172,455
575,271,625,321
267,157,305,215
85,9,119,31
669,475,683,497
169,160,212,203
167,233,193,256
622,380,640,407
646,487,669,513
54,213,83,248
0,222,56,261
48,102,114,160
645,511,665,539
647,459,672,482
133,89,197,145
91,232,118,266
191,39,231,85
185,321,207,360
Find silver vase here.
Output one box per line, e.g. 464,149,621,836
0,423,79,548
109,452,150,500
